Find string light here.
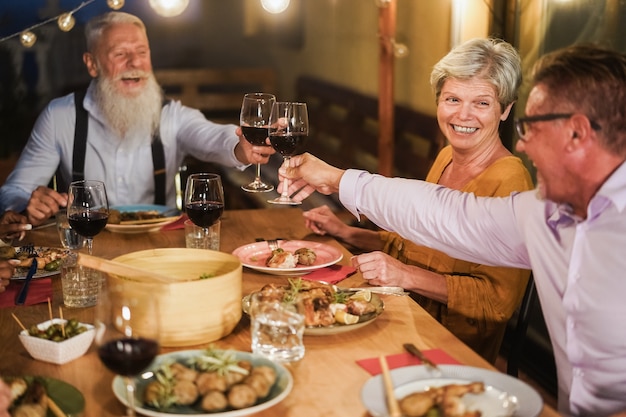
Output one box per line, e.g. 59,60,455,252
261,0,291,14
0,0,122,48
149,0,189,17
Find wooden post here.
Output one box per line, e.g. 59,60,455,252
377,0,396,177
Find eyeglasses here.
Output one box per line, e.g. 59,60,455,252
514,113,601,141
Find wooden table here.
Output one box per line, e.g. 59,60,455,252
0,208,560,417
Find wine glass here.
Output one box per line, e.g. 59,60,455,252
240,92,276,192
184,173,224,244
95,281,160,416
267,102,309,205
67,180,109,254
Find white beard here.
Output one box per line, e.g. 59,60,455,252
93,71,163,148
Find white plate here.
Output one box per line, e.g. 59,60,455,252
242,291,384,336
112,349,293,417
231,240,343,276
10,246,70,280
361,364,543,417
106,205,181,234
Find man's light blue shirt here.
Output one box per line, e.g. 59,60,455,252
340,161,626,417
0,81,247,212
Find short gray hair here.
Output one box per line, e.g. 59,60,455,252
85,11,147,52
430,38,522,111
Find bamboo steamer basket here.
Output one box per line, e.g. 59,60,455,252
110,248,242,347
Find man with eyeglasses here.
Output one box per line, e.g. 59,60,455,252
277,44,626,417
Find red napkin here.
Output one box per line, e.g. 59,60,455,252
160,214,188,231
357,350,461,376
0,278,53,308
302,265,357,285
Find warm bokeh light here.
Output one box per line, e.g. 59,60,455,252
261,0,290,14
149,0,190,17
19,31,37,48
57,13,76,32
107,0,125,10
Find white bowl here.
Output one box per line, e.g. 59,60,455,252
19,318,95,365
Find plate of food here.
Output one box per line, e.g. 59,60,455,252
361,364,543,417
243,280,384,336
231,240,343,276
3,375,85,417
112,348,293,417
106,204,181,234
0,245,70,280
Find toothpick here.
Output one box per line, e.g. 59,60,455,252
47,297,53,321
47,397,68,417
11,312,27,332
58,306,66,337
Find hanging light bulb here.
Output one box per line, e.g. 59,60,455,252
149,0,190,17
57,13,76,32
20,31,37,48
392,40,409,58
107,0,125,10
261,0,290,14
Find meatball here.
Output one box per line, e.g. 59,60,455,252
227,384,257,409
196,371,228,395
201,390,228,412
295,247,317,265
172,380,198,406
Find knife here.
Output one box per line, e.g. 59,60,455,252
403,342,441,371
15,259,38,306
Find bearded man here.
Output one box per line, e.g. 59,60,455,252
0,11,271,226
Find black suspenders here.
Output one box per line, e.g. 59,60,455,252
72,89,168,205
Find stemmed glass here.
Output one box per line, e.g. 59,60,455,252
184,173,224,242
240,92,276,192
267,102,309,205
95,281,160,416
67,180,109,254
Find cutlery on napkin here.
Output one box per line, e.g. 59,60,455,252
15,259,38,305
404,342,441,372
357,349,460,375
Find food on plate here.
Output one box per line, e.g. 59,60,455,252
143,349,277,412
294,247,316,265
399,381,485,417
255,279,376,327
108,209,165,224
27,318,89,342
4,377,48,417
0,246,67,273
265,247,317,268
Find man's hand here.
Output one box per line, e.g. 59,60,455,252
351,251,415,287
303,205,349,237
234,126,275,165
0,210,31,243
277,153,345,201
25,186,68,226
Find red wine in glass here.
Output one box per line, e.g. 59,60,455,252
98,337,159,376
240,93,276,193
267,102,309,205
185,201,224,228
68,211,109,238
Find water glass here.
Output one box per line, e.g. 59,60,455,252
249,291,305,363
56,211,86,250
61,252,101,308
184,219,220,250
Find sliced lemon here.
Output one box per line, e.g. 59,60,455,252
350,289,372,302
335,310,359,325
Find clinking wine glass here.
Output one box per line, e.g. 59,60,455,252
67,180,109,254
95,282,160,416
267,102,309,205
184,173,224,244
240,92,276,192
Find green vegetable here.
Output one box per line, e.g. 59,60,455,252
28,319,88,342
44,259,62,271
199,272,215,280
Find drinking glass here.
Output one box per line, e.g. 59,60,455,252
67,180,109,254
267,102,309,205
240,92,276,192
95,282,160,416
184,173,224,243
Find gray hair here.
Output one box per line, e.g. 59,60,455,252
430,38,522,111
85,12,147,52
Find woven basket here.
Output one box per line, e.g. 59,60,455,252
111,248,242,347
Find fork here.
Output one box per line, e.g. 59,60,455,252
267,239,279,251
